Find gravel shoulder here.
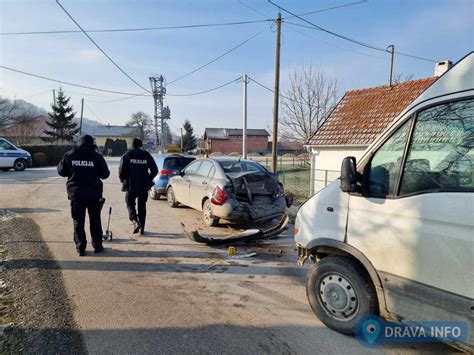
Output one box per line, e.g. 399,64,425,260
0,212,86,354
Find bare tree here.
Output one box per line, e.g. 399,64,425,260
0,97,37,138
280,66,339,143
127,111,153,141
393,73,415,84
7,115,43,145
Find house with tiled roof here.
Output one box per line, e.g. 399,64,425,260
204,128,270,155
306,76,438,194
83,124,137,149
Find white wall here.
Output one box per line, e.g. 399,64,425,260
310,146,367,193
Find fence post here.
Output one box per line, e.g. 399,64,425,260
325,170,328,187
292,156,295,168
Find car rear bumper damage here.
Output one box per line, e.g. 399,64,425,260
181,214,290,246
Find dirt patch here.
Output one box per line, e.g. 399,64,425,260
0,213,86,354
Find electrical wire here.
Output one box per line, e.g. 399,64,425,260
0,19,273,36
283,23,387,60
167,77,241,96
167,27,269,85
84,103,102,122
87,91,151,103
19,89,53,100
249,76,331,108
269,1,438,63
56,0,151,93
0,65,150,96
283,0,367,19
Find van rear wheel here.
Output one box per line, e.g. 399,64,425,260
306,256,378,335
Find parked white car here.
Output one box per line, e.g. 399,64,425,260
295,52,473,350
0,138,32,171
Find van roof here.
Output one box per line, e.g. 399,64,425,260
402,51,474,114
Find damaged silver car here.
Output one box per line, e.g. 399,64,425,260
166,157,288,226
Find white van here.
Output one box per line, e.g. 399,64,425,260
0,138,32,171
294,52,473,348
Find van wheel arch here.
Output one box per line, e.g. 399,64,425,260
306,239,389,319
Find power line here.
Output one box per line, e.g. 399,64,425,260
87,91,151,103
84,103,102,122
268,1,438,63
0,19,273,36
167,77,241,96
249,76,331,108
56,0,151,93
167,27,269,85
0,65,150,96
283,22,387,60
18,89,52,100
283,0,367,19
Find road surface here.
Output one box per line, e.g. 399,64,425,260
0,159,454,354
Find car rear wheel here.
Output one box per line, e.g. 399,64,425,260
149,186,161,200
14,158,27,171
202,199,219,227
306,256,378,335
167,187,179,208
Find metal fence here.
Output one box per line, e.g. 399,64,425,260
247,156,310,170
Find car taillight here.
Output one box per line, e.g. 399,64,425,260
159,169,172,176
211,186,228,206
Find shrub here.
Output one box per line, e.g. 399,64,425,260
167,146,181,153
228,152,240,157
21,145,74,167
33,152,47,167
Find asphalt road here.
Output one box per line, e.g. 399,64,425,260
0,158,454,354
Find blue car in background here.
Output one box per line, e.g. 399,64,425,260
149,154,195,200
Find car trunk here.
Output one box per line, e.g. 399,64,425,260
225,172,286,222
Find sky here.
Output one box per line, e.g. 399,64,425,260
0,0,473,137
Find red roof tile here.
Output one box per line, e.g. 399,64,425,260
308,77,437,146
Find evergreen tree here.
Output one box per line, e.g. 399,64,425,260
43,88,79,142
182,119,197,151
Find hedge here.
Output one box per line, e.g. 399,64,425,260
21,145,74,167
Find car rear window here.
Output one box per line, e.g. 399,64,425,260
219,161,266,173
163,157,195,170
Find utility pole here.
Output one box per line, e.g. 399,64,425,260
387,44,395,87
271,12,282,173
149,75,167,152
242,74,249,159
79,98,84,136
180,127,184,153
53,89,56,105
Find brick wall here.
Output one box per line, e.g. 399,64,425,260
209,136,268,154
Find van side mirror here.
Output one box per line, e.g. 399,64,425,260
340,156,357,193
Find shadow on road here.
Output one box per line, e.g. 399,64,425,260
2,207,61,213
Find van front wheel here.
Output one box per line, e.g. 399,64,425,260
306,256,378,335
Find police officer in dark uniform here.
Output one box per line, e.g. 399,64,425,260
58,134,110,256
119,138,158,235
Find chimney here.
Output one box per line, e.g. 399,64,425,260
434,60,453,76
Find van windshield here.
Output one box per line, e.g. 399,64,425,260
0,140,15,150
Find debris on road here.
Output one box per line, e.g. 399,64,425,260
181,215,289,246
226,252,257,259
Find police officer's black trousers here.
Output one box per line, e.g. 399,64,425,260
71,200,103,252
125,191,148,229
